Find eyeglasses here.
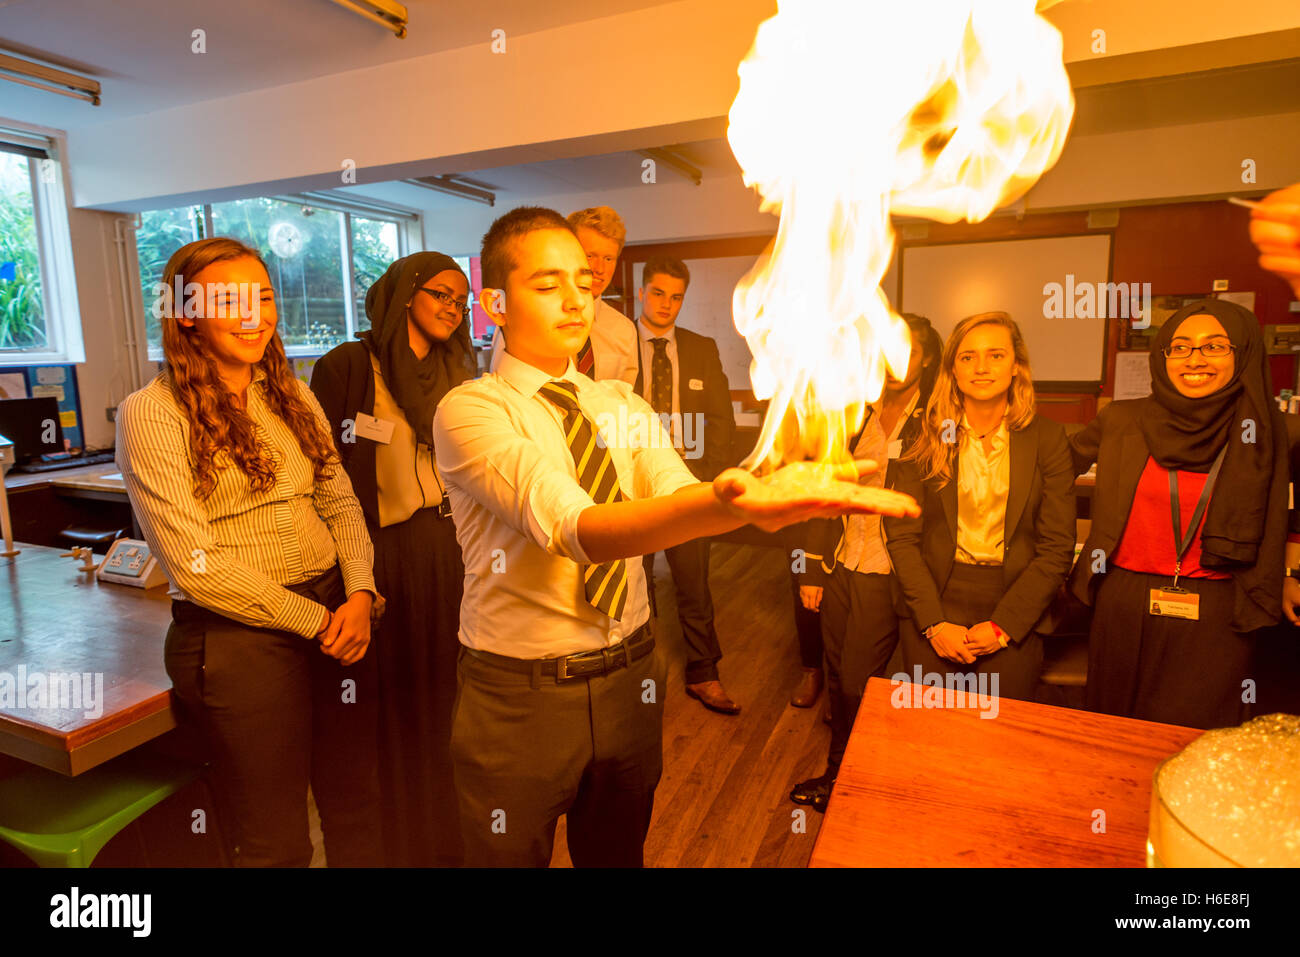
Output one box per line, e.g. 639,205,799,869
1163,342,1234,360
417,287,470,318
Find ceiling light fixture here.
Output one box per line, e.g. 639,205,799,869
638,147,702,186
0,51,100,105
329,0,408,38
403,176,496,207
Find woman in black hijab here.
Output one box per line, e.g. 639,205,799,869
311,251,478,865
1069,298,1300,729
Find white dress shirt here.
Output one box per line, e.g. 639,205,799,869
636,318,680,419
433,351,700,658
490,299,640,385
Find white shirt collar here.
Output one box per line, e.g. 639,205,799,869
637,318,676,346
495,350,582,399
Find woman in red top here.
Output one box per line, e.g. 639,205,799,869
1069,298,1300,729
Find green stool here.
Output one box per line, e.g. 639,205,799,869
0,751,202,867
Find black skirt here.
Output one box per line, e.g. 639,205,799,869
899,562,1044,702
372,508,465,866
1087,565,1252,730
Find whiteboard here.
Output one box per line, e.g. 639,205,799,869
899,234,1111,383
633,256,759,390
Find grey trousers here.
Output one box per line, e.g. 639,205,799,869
449,638,666,867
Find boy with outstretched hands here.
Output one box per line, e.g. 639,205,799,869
433,205,918,867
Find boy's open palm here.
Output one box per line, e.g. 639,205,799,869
713,460,920,533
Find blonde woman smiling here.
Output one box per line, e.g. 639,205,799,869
885,312,1076,701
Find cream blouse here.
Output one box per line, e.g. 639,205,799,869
954,414,1010,565
370,354,445,527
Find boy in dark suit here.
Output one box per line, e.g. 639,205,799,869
633,256,740,713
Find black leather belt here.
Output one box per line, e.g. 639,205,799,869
464,625,653,682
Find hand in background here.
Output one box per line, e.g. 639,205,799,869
799,585,824,612
1282,577,1300,626
964,620,1005,657
928,621,974,664
319,591,373,665
1249,185,1300,299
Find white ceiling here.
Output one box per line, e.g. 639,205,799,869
0,0,676,130
1070,57,1300,136
458,139,739,192
344,58,1300,213
2,0,1296,214
333,138,742,211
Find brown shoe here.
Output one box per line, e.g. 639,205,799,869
790,667,823,708
685,680,741,715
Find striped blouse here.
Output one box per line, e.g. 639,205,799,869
115,368,376,639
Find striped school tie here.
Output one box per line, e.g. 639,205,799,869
537,379,629,620
576,337,595,376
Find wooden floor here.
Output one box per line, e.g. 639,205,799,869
309,541,835,867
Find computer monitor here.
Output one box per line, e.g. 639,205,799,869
0,397,64,464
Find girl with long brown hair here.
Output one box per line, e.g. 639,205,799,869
884,312,1076,701
116,237,381,866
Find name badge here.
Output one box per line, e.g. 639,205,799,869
888,439,903,460
688,378,704,391
354,412,395,445
1149,587,1200,621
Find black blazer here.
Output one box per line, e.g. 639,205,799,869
632,323,736,481
883,413,1077,642
794,400,927,591
1068,399,1300,632
310,341,382,530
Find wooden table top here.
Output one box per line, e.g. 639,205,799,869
4,462,126,493
0,543,176,775
809,677,1202,868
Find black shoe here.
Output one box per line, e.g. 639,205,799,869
789,772,836,813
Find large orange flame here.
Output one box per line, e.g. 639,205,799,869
728,0,1075,476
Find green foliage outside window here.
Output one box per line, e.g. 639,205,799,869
136,198,404,353
0,153,45,350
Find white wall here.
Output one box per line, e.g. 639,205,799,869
64,207,145,450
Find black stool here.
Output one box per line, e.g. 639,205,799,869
58,526,130,553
